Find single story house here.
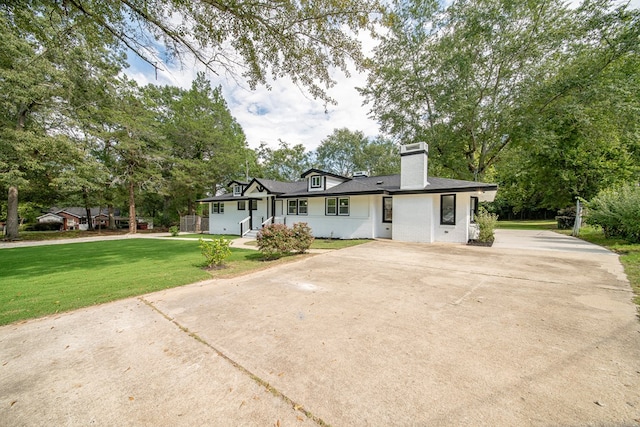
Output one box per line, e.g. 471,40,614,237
37,207,124,231
199,143,498,244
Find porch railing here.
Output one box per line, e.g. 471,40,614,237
261,216,274,228
239,216,251,236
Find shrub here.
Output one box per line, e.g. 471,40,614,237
256,223,294,259
199,237,231,268
25,222,61,231
586,184,640,242
476,207,498,243
169,225,179,236
291,222,314,253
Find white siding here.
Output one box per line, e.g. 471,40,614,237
208,201,249,235
372,195,392,239
433,193,474,243
284,195,374,239
392,195,434,243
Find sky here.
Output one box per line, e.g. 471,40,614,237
126,38,378,152
125,0,639,153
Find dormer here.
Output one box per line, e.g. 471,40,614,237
301,169,350,192
228,180,248,197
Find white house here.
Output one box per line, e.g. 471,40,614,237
199,143,497,244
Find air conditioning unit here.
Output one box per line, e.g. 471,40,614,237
353,171,368,178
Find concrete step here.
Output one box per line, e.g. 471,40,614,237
243,229,259,239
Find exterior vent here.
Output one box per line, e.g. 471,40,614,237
353,171,368,178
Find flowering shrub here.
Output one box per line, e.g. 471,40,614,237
257,222,314,259
476,207,498,243
291,222,314,253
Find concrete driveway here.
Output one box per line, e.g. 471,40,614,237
1,231,639,426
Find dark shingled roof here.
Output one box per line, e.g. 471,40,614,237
198,172,497,202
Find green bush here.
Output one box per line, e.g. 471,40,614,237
25,222,61,231
291,222,315,253
256,223,294,259
169,225,179,236
199,237,231,268
476,207,498,243
586,184,640,242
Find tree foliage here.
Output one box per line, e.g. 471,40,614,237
257,140,312,181
315,128,399,176
363,0,639,185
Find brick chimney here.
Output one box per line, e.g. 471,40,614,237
400,142,429,190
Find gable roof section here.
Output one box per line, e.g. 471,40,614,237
300,168,350,181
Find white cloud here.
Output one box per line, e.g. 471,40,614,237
125,34,380,152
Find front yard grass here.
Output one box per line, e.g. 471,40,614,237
0,239,291,326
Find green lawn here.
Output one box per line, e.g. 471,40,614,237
170,233,239,240
496,219,558,230
0,239,268,326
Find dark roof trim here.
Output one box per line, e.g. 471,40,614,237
389,184,498,195
227,180,248,187
197,195,261,202
279,190,388,198
400,149,428,157
300,168,350,181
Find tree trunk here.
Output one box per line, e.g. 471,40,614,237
108,205,116,230
82,188,94,231
128,180,136,234
5,186,19,240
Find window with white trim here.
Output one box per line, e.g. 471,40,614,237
325,198,337,215
212,202,225,214
298,199,308,215
288,199,298,215
338,198,350,216
233,185,242,196
310,175,322,188
440,194,455,225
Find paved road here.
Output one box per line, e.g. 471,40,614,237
1,231,639,426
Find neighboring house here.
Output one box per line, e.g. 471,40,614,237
37,207,123,231
199,143,498,244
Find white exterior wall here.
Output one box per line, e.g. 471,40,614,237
372,195,392,239
284,195,374,239
433,193,471,243
207,201,249,235
400,143,429,190
392,195,434,243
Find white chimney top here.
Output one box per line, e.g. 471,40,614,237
400,142,429,190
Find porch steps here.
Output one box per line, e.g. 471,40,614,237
243,229,260,239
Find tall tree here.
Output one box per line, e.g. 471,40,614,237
154,74,250,216
362,0,639,182
315,128,399,176
257,140,311,181
0,6,108,238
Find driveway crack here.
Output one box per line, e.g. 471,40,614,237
139,297,330,427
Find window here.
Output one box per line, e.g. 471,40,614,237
298,199,308,215
237,201,246,210
250,200,258,210
212,202,225,214
233,185,242,196
470,196,479,223
383,197,393,223
288,200,298,215
311,175,322,189
338,198,350,216
440,194,456,225
326,198,337,215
